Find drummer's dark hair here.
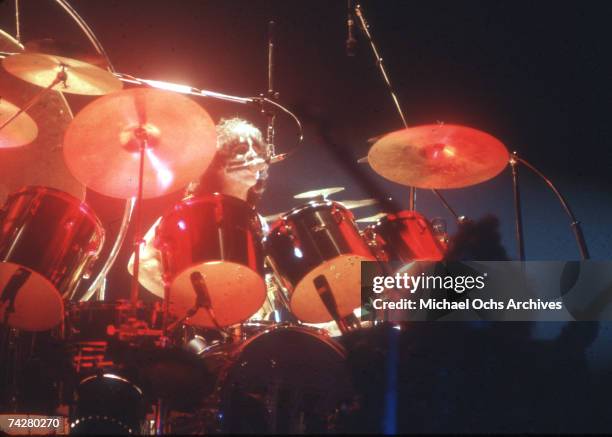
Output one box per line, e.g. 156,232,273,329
185,117,266,205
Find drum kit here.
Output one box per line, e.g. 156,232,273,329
0,2,590,435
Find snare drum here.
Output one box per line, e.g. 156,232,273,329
155,193,266,328
213,324,353,434
0,186,104,331
265,200,375,324
364,210,445,263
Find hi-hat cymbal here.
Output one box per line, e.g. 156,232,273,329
2,50,122,95
294,187,345,199
368,124,509,189
63,87,217,199
0,98,37,148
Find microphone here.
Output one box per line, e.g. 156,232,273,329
190,271,212,309
346,0,357,56
225,154,288,173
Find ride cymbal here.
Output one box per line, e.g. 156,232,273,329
63,87,217,199
368,124,509,189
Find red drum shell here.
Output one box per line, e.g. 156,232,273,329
0,186,104,331
155,193,266,328
265,200,376,324
368,210,445,263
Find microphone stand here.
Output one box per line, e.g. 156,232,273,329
354,4,461,221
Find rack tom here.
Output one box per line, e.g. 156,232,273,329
155,193,266,328
0,186,104,331
265,200,375,324
364,210,445,263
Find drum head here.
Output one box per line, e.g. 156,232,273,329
292,254,370,323
170,262,266,328
0,262,63,331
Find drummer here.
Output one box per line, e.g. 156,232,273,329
127,117,270,299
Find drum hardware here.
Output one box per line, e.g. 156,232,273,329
508,152,590,260
0,97,38,148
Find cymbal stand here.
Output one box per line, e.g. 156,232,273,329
0,67,66,133
509,151,590,260
354,4,462,221
127,129,149,311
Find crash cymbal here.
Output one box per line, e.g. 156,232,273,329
63,87,217,199
0,29,85,205
264,198,377,222
0,98,38,148
356,212,387,223
368,124,509,189
294,187,345,199
2,50,122,95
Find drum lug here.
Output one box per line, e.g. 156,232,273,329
331,207,344,224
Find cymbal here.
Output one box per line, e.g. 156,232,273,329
368,124,509,189
23,39,110,69
356,212,387,223
2,50,122,95
294,187,345,199
0,29,85,205
63,87,217,199
0,98,38,148
339,198,378,209
264,198,377,222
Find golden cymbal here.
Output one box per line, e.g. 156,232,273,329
264,198,377,222
294,187,345,199
0,29,85,205
63,87,217,199
368,124,509,189
0,98,37,148
356,212,387,223
2,50,122,95
339,198,378,209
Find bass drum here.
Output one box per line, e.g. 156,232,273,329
0,186,104,331
70,374,146,435
213,324,354,434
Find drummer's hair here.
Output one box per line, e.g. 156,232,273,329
215,117,265,157
184,117,266,204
